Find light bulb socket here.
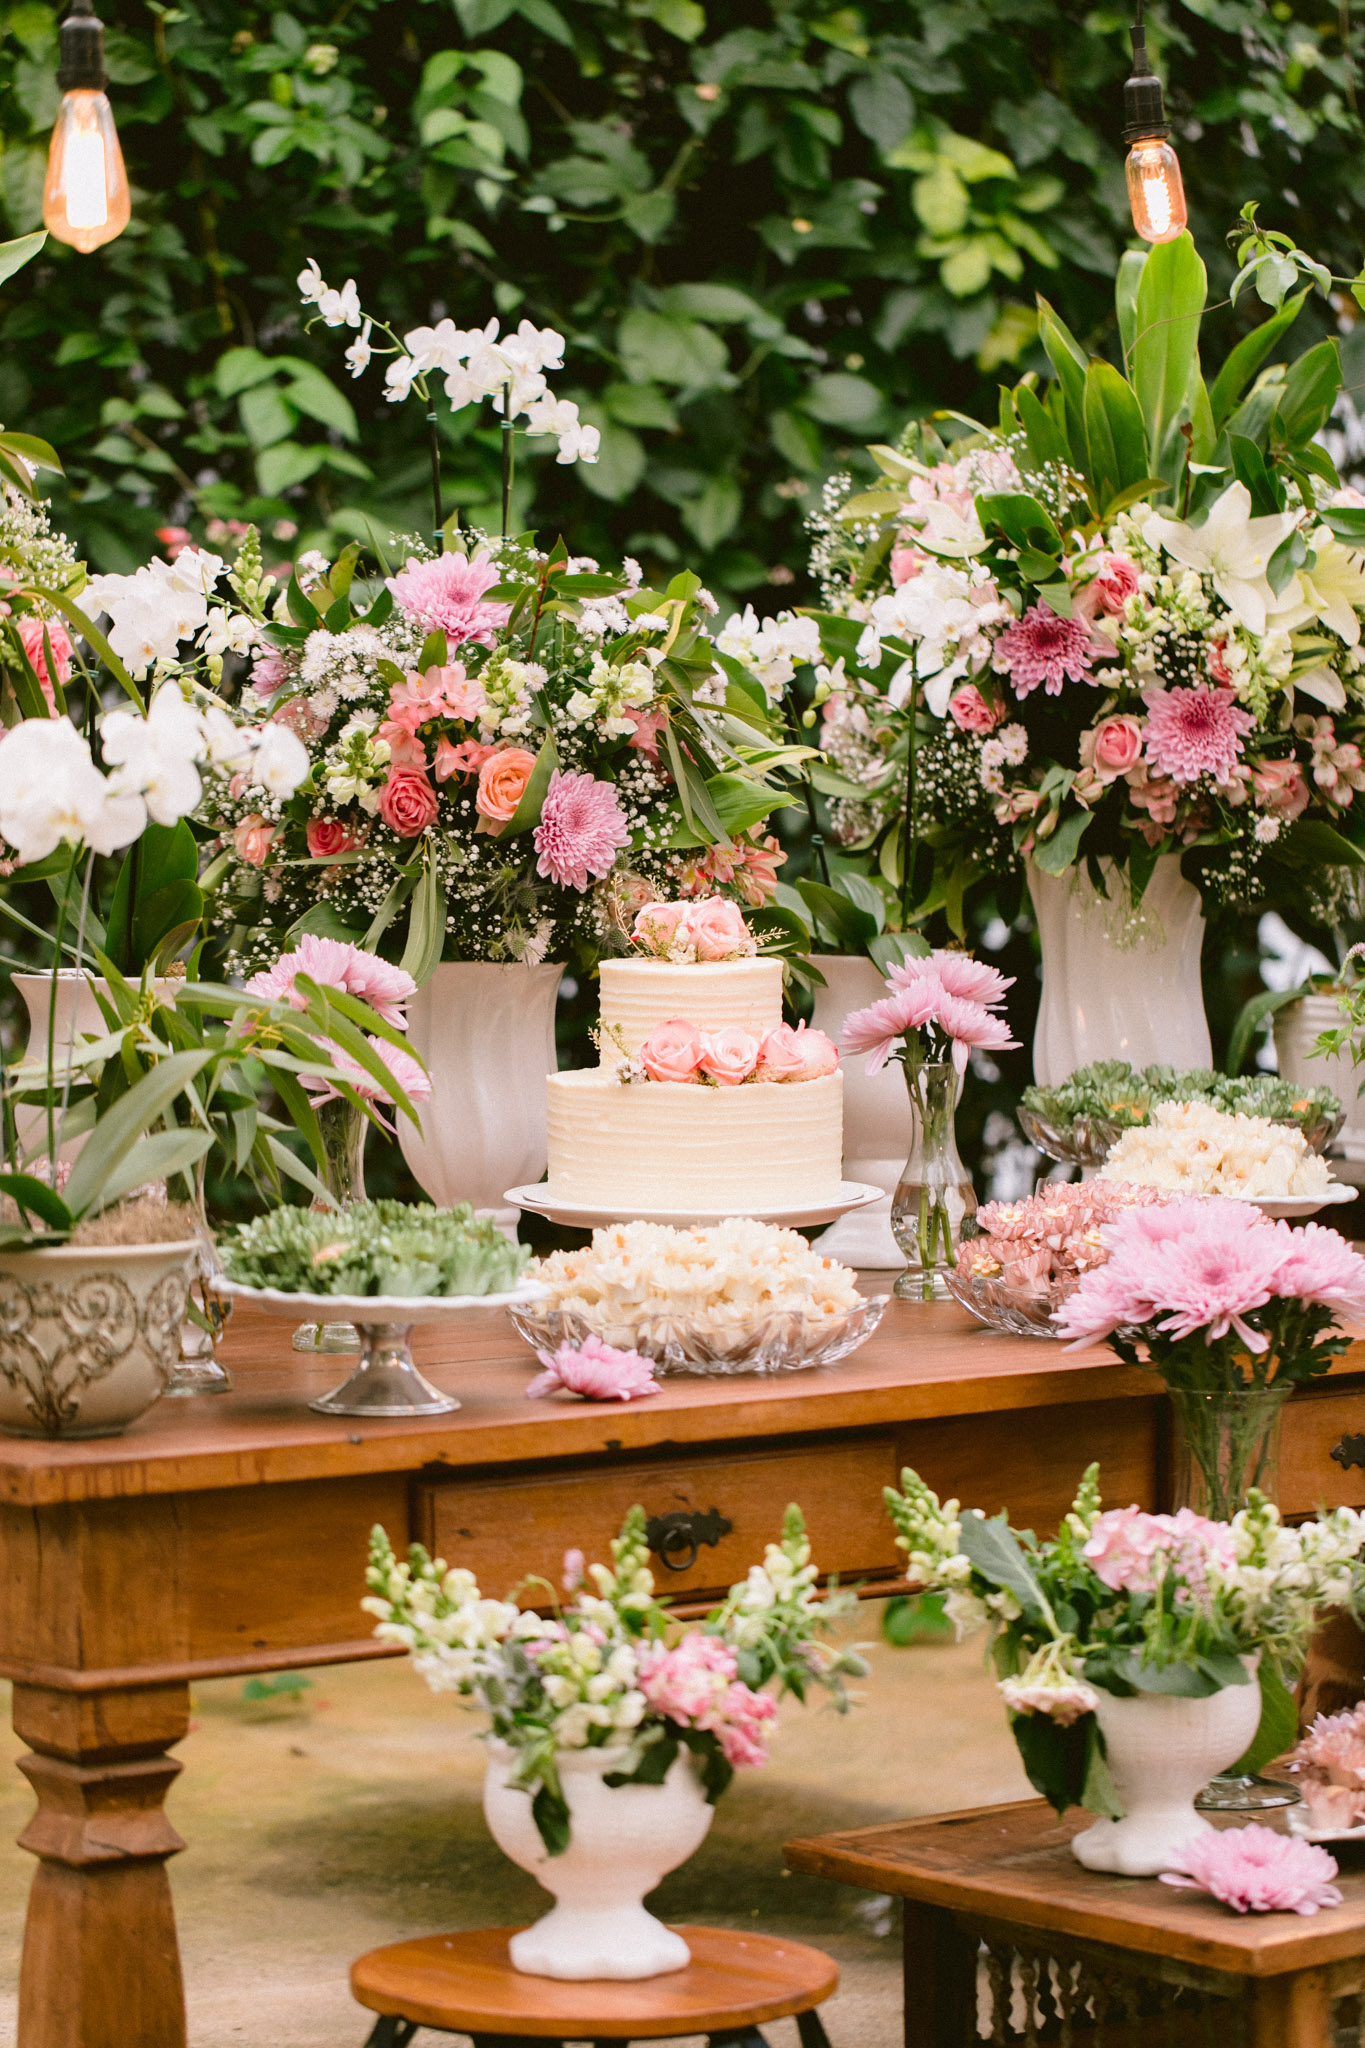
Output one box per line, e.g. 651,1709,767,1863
1123,24,1170,141
56,0,107,93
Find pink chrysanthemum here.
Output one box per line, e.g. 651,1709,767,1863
1143,685,1256,786
888,950,1015,1009
304,1035,431,1132
527,1334,659,1402
841,983,945,1072
933,991,1019,1074
533,770,630,890
1270,1221,1365,1319
244,935,418,1027
385,549,511,648
994,603,1103,699
1161,1824,1342,1916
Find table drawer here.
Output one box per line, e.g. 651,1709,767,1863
416,1437,903,1604
1280,1388,1365,1514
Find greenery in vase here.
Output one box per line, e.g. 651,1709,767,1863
885,1461,1365,1819
1019,1060,1341,1146
806,221,1365,939
220,1199,530,1298
364,1503,865,1853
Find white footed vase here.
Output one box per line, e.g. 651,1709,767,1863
810,954,914,1268
1028,856,1211,1088
483,1743,714,1980
1275,994,1365,1160
398,961,563,1235
1071,1664,1263,1877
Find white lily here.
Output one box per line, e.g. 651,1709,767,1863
1298,532,1365,647
1144,483,1297,636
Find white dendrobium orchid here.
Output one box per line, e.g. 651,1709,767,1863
82,547,227,677
1144,483,1297,637
1298,532,1365,647
0,716,145,862
343,320,373,380
102,683,207,827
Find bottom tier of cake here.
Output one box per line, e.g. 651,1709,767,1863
544,1069,845,1212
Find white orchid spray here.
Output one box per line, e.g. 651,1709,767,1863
297,258,599,539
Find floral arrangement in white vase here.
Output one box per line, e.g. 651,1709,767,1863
885,1462,1365,1875
363,1504,864,1977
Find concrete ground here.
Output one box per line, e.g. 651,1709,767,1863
0,1615,1030,2047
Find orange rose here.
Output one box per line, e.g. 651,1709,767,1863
475,747,538,825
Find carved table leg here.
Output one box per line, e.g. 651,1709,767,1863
13,1680,190,2048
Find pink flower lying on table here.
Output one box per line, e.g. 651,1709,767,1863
1161,1824,1342,1915
526,1334,659,1402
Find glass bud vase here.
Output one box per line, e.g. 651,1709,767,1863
890,1061,977,1302
164,1159,235,1397
1169,1383,1291,1525
293,1098,368,1355
1173,1382,1298,1816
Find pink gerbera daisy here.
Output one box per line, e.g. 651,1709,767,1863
890,950,1014,1009
386,549,511,648
305,1035,431,1134
1142,686,1256,786
993,603,1104,699
533,769,630,890
244,934,419,1027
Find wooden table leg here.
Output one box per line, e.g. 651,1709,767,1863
1247,1967,1333,2048
902,1899,976,2048
12,1680,190,2048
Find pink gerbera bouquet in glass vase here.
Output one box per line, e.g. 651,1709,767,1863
1054,1196,1365,1518
841,949,1017,1300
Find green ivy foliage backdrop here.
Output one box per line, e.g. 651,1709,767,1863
0,0,1359,587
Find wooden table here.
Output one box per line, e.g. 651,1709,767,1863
4,1297,1365,2048
784,1799,1365,2047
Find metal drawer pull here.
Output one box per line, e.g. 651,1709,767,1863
1332,1433,1365,1472
645,1507,733,1573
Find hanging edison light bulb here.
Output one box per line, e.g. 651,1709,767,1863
43,0,130,253
1122,4,1187,245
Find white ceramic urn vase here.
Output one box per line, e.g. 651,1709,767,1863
810,955,914,1268
1028,856,1211,1088
483,1743,714,1980
397,961,563,1235
1274,993,1365,1160
0,1240,198,1438
1070,1664,1263,1877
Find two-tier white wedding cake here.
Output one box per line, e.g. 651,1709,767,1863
543,898,844,1214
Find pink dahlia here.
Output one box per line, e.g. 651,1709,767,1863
533,769,630,890
385,549,511,649
1143,686,1256,786
993,603,1103,699
244,934,418,1027
1161,1824,1342,1916
526,1334,659,1402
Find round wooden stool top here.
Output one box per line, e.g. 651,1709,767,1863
351,1925,838,2039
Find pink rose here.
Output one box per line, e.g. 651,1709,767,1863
685,895,750,961
756,1021,839,1082
233,813,275,867
1083,714,1144,782
378,770,439,838
947,685,1002,734
435,736,493,781
18,616,71,701
698,1025,759,1085
306,818,367,858
1253,758,1310,819
1090,554,1140,616
475,746,537,825
632,900,691,956
640,1019,705,1084
890,546,924,586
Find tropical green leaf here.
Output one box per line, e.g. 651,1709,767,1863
61,1050,213,1218
1209,289,1308,429
1083,360,1148,505
1131,231,1207,486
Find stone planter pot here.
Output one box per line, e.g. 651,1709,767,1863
398,961,563,1237
13,971,175,1160
0,1239,198,1438
483,1742,713,1980
810,954,914,1268
1028,855,1211,1088
1071,1661,1262,1876
1274,992,1365,1160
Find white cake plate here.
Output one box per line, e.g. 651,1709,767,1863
503,1181,886,1231
1250,1184,1357,1219
217,1277,547,1417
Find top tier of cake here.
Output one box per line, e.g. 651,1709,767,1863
598,957,783,1060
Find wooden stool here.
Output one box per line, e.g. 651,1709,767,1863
785,1798,1365,2048
351,1924,839,2047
